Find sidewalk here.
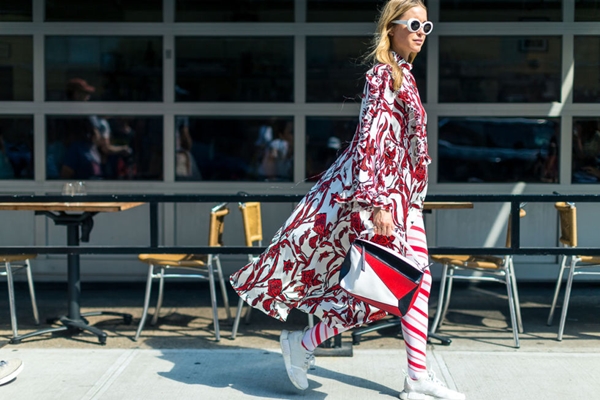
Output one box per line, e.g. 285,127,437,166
1,282,599,399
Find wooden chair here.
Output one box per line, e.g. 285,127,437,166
230,202,263,340
547,202,600,341
134,204,231,342
0,255,40,340
430,208,525,348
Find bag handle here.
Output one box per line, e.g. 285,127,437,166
359,228,429,270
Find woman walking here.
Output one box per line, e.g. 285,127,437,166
231,1,465,399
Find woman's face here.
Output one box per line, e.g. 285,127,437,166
389,6,428,60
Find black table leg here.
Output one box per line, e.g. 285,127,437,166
10,212,132,345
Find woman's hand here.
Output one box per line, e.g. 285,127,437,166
373,207,394,237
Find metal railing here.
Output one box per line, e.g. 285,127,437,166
0,193,599,256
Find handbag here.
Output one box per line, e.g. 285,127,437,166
339,232,425,317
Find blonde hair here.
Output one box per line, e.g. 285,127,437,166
366,0,427,91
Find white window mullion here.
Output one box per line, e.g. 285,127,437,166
33,0,44,22
294,0,307,184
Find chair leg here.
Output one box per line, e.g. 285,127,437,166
215,256,231,321
439,267,455,327
207,262,220,341
5,262,19,339
504,263,520,348
135,264,155,341
230,297,245,340
25,259,40,325
244,306,253,324
151,267,165,326
507,257,523,333
431,263,449,333
557,258,577,341
548,254,568,326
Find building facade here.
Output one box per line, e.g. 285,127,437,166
1,0,600,281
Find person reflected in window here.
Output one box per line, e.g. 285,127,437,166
60,118,103,180
60,79,104,180
258,120,293,181
91,116,133,177
573,120,600,182
94,116,135,179
231,2,465,399
175,116,202,180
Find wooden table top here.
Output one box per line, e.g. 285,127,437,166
423,201,473,210
0,202,146,212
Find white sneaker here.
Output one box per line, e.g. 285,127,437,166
0,359,24,386
399,370,465,400
280,328,314,390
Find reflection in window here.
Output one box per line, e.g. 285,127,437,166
572,118,600,183
439,36,561,103
45,36,163,102
175,37,293,102
176,0,293,22
0,116,33,180
45,0,162,22
440,0,562,22
46,116,163,181
575,0,600,21
176,116,293,182
307,0,387,22
306,117,356,181
574,36,600,103
307,38,427,103
0,1,32,22
306,37,370,103
0,36,33,101
438,117,559,183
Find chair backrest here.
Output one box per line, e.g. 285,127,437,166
239,202,263,247
554,202,577,247
208,206,229,247
504,208,527,248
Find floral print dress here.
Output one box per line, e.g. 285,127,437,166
230,53,431,329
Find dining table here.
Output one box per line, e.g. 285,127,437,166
0,201,145,344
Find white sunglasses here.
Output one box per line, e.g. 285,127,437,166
392,18,433,35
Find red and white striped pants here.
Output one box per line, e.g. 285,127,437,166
303,210,431,379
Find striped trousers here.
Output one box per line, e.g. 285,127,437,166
303,210,431,379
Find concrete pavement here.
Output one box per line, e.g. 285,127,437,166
2,346,599,399
0,281,599,399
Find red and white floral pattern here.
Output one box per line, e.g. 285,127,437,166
230,53,430,329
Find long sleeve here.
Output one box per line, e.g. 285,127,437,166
350,64,400,211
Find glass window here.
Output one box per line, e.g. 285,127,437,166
0,1,32,22
176,116,293,182
306,117,356,181
0,36,33,101
45,0,162,22
307,0,387,22
0,116,33,180
175,37,293,102
306,37,371,103
438,117,559,183
575,0,600,21
574,36,600,103
46,115,163,181
440,0,562,22
175,0,293,22
307,37,427,103
45,36,162,102
572,118,600,183
439,36,561,103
